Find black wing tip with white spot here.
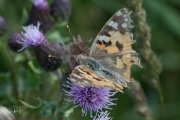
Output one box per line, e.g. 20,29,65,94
114,8,133,34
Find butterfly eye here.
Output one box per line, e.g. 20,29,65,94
79,55,83,63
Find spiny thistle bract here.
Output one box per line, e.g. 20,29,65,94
93,111,112,120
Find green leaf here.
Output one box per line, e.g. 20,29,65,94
54,102,74,117
64,107,74,118
14,54,25,63
49,73,58,85
38,100,58,117
56,21,68,28
28,60,41,74
47,31,70,43
21,8,28,25
19,97,41,109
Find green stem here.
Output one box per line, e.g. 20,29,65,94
157,79,167,120
55,69,65,120
128,80,153,120
0,41,19,102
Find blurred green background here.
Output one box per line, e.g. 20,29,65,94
0,0,180,120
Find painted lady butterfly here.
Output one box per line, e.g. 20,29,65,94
70,8,142,92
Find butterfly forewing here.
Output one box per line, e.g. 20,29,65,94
89,8,134,57
88,8,141,84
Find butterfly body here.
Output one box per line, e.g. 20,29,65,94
70,8,142,92
75,54,101,71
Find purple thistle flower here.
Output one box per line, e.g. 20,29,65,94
93,111,112,120
32,0,48,7
18,22,43,51
64,82,117,116
18,22,63,71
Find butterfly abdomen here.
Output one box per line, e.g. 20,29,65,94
100,69,127,87
101,69,115,79
82,58,125,86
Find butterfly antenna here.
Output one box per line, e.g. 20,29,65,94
67,25,76,41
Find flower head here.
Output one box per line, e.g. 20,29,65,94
18,22,63,71
18,22,44,51
93,111,112,120
32,0,48,7
64,82,117,116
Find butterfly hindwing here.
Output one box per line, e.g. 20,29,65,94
112,50,142,82
70,65,123,92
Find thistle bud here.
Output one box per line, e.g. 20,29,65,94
33,41,62,71
0,15,8,36
50,0,71,20
8,32,24,52
27,0,53,32
18,22,62,71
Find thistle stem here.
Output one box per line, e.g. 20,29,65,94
0,40,19,102
156,79,166,120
